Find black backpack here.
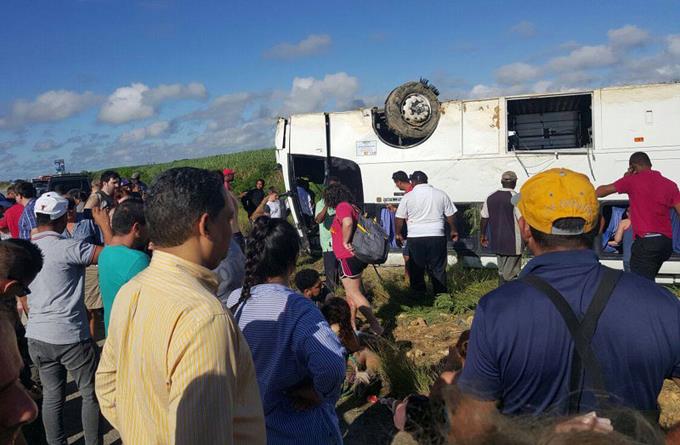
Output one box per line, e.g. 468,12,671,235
352,208,390,265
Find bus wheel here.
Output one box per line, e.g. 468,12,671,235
384,79,441,139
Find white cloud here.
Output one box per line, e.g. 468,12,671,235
656,64,680,78
33,139,62,152
667,34,680,57
469,84,502,99
548,45,617,72
608,25,650,49
510,21,536,37
465,26,680,100
98,83,153,124
532,80,553,93
284,72,361,114
118,120,171,143
145,82,207,105
495,62,541,85
98,82,207,124
263,34,331,59
0,90,100,129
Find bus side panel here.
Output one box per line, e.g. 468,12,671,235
600,84,680,151
462,99,501,156
289,114,326,157
328,102,463,164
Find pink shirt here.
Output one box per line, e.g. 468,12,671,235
614,170,680,239
330,202,357,260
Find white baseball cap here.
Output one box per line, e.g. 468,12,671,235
34,192,69,220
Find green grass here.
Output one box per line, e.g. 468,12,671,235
376,340,439,397
94,148,283,233
94,148,283,195
372,263,496,328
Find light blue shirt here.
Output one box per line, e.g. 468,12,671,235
227,284,346,445
27,231,95,344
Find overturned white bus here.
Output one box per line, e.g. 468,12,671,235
275,80,680,281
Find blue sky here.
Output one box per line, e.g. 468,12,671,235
1,0,679,180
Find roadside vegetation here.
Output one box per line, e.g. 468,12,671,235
94,148,284,195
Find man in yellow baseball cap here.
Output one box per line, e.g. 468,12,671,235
455,167,680,428
512,167,599,247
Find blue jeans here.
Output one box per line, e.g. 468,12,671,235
28,338,101,445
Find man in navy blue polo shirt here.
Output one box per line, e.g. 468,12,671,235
456,168,680,431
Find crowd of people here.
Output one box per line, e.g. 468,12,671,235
1,151,680,445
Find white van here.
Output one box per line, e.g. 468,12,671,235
275,81,680,281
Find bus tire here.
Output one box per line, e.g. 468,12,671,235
384,80,441,139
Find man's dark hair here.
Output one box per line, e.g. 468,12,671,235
16,182,36,199
501,179,517,188
256,179,265,185
0,239,44,285
100,170,120,183
392,171,409,183
112,199,146,236
145,167,226,248
54,184,69,196
629,152,652,168
324,183,356,208
294,268,320,292
410,171,428,184
35,213,66,227
529,217,597,250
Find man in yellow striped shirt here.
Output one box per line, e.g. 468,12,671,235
95,167,265,444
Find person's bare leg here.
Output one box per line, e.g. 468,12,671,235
341,275,383,335
347,299,358,333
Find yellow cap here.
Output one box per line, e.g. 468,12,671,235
513,168,599,235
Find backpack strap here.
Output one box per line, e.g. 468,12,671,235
521,267,621,413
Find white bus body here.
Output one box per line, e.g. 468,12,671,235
275,82,680,280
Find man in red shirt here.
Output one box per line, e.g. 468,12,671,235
596,152,680,280
0,185,24,238
392,171,413,194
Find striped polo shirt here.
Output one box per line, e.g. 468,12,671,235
96,250,266,445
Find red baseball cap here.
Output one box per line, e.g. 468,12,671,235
223,168,235,176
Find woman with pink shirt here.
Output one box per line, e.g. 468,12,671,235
324,183,383,335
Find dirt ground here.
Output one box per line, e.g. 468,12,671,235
390,303,680,431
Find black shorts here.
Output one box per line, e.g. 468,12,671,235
339,256,368,279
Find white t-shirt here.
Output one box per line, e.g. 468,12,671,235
395,184,457,237
266,200,285,219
